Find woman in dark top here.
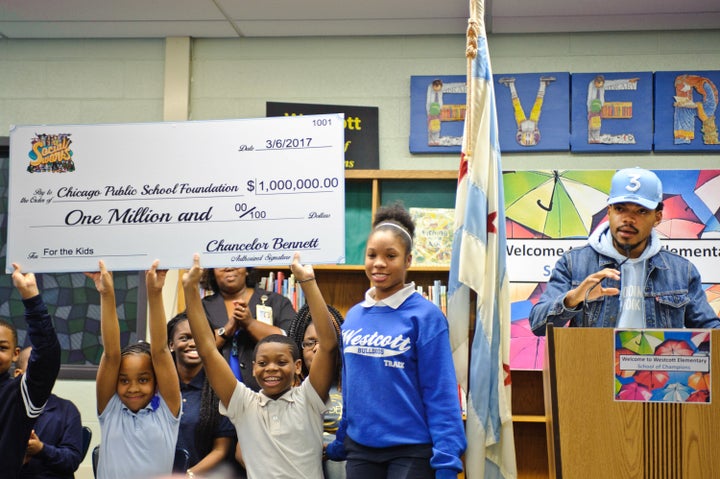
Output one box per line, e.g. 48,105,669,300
200,267,296,391
168,313,236,476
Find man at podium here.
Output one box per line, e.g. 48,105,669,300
530,167,720,335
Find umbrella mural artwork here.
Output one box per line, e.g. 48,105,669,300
688,371,710,390
703,284,720,317
614,329,711,403
615,348,636,378
686,372,711,402
506,218,549,239
687,389,710,402
654,169,720,238
618,330,664,354
694,170,720,237
654,194,706,239
654,338,695,356
633,370,670,389
504,170,614,238
691,329,711,354
587,169,720,238
590,194,706,238
617,382,653,401
503,169,720,375
510,282,546,370
661,383,691,402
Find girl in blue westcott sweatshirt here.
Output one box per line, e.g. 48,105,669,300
341,202,466,479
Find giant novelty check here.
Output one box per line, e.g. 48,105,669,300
7,115,346,273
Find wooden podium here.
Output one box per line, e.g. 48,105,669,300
543,325,720,478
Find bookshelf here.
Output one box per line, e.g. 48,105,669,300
258,169,549,478
259,169,458,316
512,370,549,478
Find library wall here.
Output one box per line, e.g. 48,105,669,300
188,31,720,172
1,29,720,478
0,39,165,131
3,31,720,171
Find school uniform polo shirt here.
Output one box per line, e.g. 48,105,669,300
220,379,327,479
98,393,180,479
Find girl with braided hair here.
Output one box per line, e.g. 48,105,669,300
288,304,346,479
288,303,343,381
167,313,238,477
88,260,181,479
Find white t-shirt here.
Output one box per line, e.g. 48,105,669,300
617,258,646,328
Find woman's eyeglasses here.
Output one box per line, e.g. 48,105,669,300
301,339,319,350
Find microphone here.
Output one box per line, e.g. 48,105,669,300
581,243,632,328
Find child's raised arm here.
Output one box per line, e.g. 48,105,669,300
290,253,337,401
182,254,238,408
11,262,40,299
11,263,61,417
146,260,182,417
86,260,120,414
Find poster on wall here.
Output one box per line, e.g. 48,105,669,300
510,282,547,370
494,72,570,152
266,101,379,169
614,329,711,403
570,72,654,152
505,169,720,370
409,75,466,154
504,169,720,283
654,70,720,152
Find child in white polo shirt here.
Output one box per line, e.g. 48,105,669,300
182,253,337,479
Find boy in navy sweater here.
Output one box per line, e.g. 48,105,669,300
15,346,83,479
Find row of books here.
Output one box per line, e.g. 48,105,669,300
257,271,306,310
257,269,448,316
255,206,455,309
416,279,447,315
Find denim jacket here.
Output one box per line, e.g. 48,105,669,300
529,244,720,335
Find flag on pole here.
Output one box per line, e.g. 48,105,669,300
447,0,517,477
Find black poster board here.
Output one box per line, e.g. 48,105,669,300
266,101,379,169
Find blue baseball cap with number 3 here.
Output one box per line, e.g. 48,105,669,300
608,167,663,209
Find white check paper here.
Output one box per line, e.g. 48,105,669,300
7,115,346,272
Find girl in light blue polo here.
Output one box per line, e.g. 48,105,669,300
87,260,182,479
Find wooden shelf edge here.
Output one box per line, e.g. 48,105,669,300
255,264,449,273
345,169,458,180
512,415,547,423
409,265,450,272
312,264,365,271
256,264,366,272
